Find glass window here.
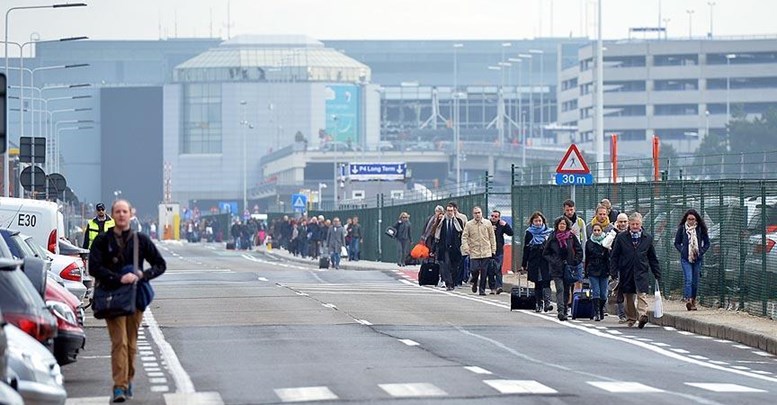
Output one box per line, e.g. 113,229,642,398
654,128,699,140
654,54,698,66
604,105,646,117
654,79,698,91
707,77,777,90
654,104,698,116
604,56,646,68
182,83,222,154
611,130,645,141
707,52,777,65
604,80,646,92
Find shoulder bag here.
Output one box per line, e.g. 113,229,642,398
92,234,137,319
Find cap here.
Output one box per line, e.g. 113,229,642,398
96,203,106,211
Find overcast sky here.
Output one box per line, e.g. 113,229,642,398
2,0,775,52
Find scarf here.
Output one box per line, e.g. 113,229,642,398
590,215,611,229
556,230,572,249
686,223,699,263
631,230,642,247
527,224,551,245
590,232,606,245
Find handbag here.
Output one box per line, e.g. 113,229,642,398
563,264,578,284
134,232,155,311
410,243,430,259
653,280,664,318
385,226,397,238
340,245,348,257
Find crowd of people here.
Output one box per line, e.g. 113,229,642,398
266,214,363,268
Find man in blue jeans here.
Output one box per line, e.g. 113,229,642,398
348,216,362,261
489,210,513,294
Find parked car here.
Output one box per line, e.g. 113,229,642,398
0,258,57,349
44,278,85,366
3,322,66,405
20,235,89,303
0,310,25,405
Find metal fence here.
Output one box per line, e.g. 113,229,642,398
511,179,777,319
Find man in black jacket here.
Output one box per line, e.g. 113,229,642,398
435,204,464,290
609,212,662,329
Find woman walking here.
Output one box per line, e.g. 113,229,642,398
395,212,412,266
89,200,166,402
585,223,610,321
543,216,583,321
674,209,710,311
521,211,553,312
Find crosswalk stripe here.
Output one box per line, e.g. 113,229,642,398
464,366,492,375
587,381,664,393
484,379,558,394
275,386,338,402
685,383,767,393
379,383,447,397
164,392,225,404
66,398,110,405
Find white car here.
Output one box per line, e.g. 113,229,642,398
21,238,89,303
4,324,67,405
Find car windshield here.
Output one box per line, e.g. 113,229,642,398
0,233,15,260
24,237,49,259
10,235,36,259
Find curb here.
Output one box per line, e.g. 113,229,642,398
502,280,777,356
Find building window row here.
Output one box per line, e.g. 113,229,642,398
562,99,578,112
654,79,698,91
562,78,578,91
610,130,645,141
604,105,646,117
707,76,777,90
654,104,698,116
182,83,222,154
604,80,646,92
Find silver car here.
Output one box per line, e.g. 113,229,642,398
4,323,66,405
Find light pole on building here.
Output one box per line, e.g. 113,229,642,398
725,53,736,152
453,43,463,186
240,100,248,214
686,9,695,39
528,49,544,142
318,182,327,210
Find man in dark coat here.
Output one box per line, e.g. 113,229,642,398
609,212,662,329
435,204,464,290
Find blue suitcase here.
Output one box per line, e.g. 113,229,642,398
571,289,595,320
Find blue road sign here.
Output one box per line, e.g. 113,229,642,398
555,173,594,186
291,194,308,212
349,162,406,181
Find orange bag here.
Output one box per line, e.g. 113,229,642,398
410,243,430,259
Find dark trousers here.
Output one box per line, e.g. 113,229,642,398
439,250,462,288
471,258,492,293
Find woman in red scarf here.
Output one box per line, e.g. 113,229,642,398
543,216,583,321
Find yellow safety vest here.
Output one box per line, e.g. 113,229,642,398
86,217,115,249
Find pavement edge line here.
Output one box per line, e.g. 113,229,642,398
144,309,196,394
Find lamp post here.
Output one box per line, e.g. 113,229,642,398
725,53,736,152
707,2,716,38
240,100,248,214
453,43,463,185
594,0,605,181
705,109,710,142
529,49,544,142
3,2,87,197
686,9,695,39
53,118,93,173
318,182,327,210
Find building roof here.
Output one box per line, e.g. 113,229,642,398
173,35,370,83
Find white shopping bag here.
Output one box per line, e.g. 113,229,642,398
653,281,664,318
340,246,348,257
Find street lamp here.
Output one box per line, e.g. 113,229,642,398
3,2,87,197
240,100,248,215
705,109,710,142
529,49,544,142
56,125,92,174
53,118,93,173
686,9,695,39
707,2,716,38
725,53,736,152
113,189,122,200
453,43,463,186
318,182,327,209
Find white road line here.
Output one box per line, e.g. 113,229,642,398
709,361,729,365
398,339,420,346
685,383,767,393
689,355,709,360
607,330,623,335
587,381,664,393
594,326,607,330
164,392,225,405
144,310,195,394
464,366,492,375
151,385,170,393
651,342,670,347
694,335,713,340
143,362,160,367
752,351,774,357
321,303,337,309
635,338,653,342
148,372,165,377
78,355,111,359
752,370,773,375
150,377,169,384
663,326,677,331
677,331,695,336
258,277,269,281
483,380,557,394
356,319,373,326
732,366,752,370
65,397,111,404
379,383,447,397
714,339,731,343
733,344,751,349
670,349,691,354
274,386,339,402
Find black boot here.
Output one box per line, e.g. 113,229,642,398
599,300,606,321
535,298,543,313
543,287,554,312
593,299,601,321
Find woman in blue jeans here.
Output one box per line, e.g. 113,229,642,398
584,224,610,321
673,209,710,311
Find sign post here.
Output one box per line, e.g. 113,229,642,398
555,144,593,201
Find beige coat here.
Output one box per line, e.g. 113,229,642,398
461,218,496,259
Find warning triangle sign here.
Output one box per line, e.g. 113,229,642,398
556,144,590,174
293,196,306,208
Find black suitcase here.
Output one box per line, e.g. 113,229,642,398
418,262,440,286
318,257,330,269
226,242,236,250
510,273,536,310
571,289,595,319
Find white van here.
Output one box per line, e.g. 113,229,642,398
0,197,63,254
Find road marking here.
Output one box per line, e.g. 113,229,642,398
685,383,767,393
399,339,420,346
464,366,492,375
258,277,269,281
146,367,162,372
143,362,160,367
709,361,729,365
677,331,695,335
635,338,653,342
693,335,713,339
594,326,607,330
379,383,447,397
79,355,111,359
733,344,751,349
150,377,169,384
732,366,752,370
689,355,709,360
321,303,337,309
607,330,623,335
670,349,690,354
356,319,373,326
144,310,195,393
164,392,225,405
663,326,677,331
714,339,731,343
651,342,670,347
752,351,774,357
587,381,663,393
752,370,773,375
483,380,557,394
151,385,170,393
65,397,110,404
148,372,165,377
274,386,339,402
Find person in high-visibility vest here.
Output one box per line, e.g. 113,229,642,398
83,202,116,249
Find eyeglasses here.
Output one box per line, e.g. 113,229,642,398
97,208,105,212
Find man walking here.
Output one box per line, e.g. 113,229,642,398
83,203,115,249
489,210,513,294
435,203,464,290
461,206,497,295
348,216,362,261
610,212,662,329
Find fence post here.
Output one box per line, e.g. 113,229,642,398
718,181,726,308
760,182,768,316
511,165,518,274
484,170,490,212
377,193,384,262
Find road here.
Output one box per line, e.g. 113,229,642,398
65,241,777,404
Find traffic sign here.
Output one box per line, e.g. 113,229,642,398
555,173,594,186
556,144,590,174
349,162,406,181
291,193,308,212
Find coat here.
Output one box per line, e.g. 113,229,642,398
673,226,710,262
542,233,583,280
435,216,464,261
584,241,610,278
326,225,347,253
461,219,496,259
522,231,550,283
491,220,514,256
609,230,662,294
395,220,412,241
89,229,166,291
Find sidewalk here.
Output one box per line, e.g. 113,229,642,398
260,246,777,356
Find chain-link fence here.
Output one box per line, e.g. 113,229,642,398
511,179,777,319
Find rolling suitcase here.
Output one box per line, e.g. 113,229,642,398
571,288,595,319
510,273,536,310
418,261,440,286
318,256,330,269
226,241,236,250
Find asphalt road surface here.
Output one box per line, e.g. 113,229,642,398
65,241,777,404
